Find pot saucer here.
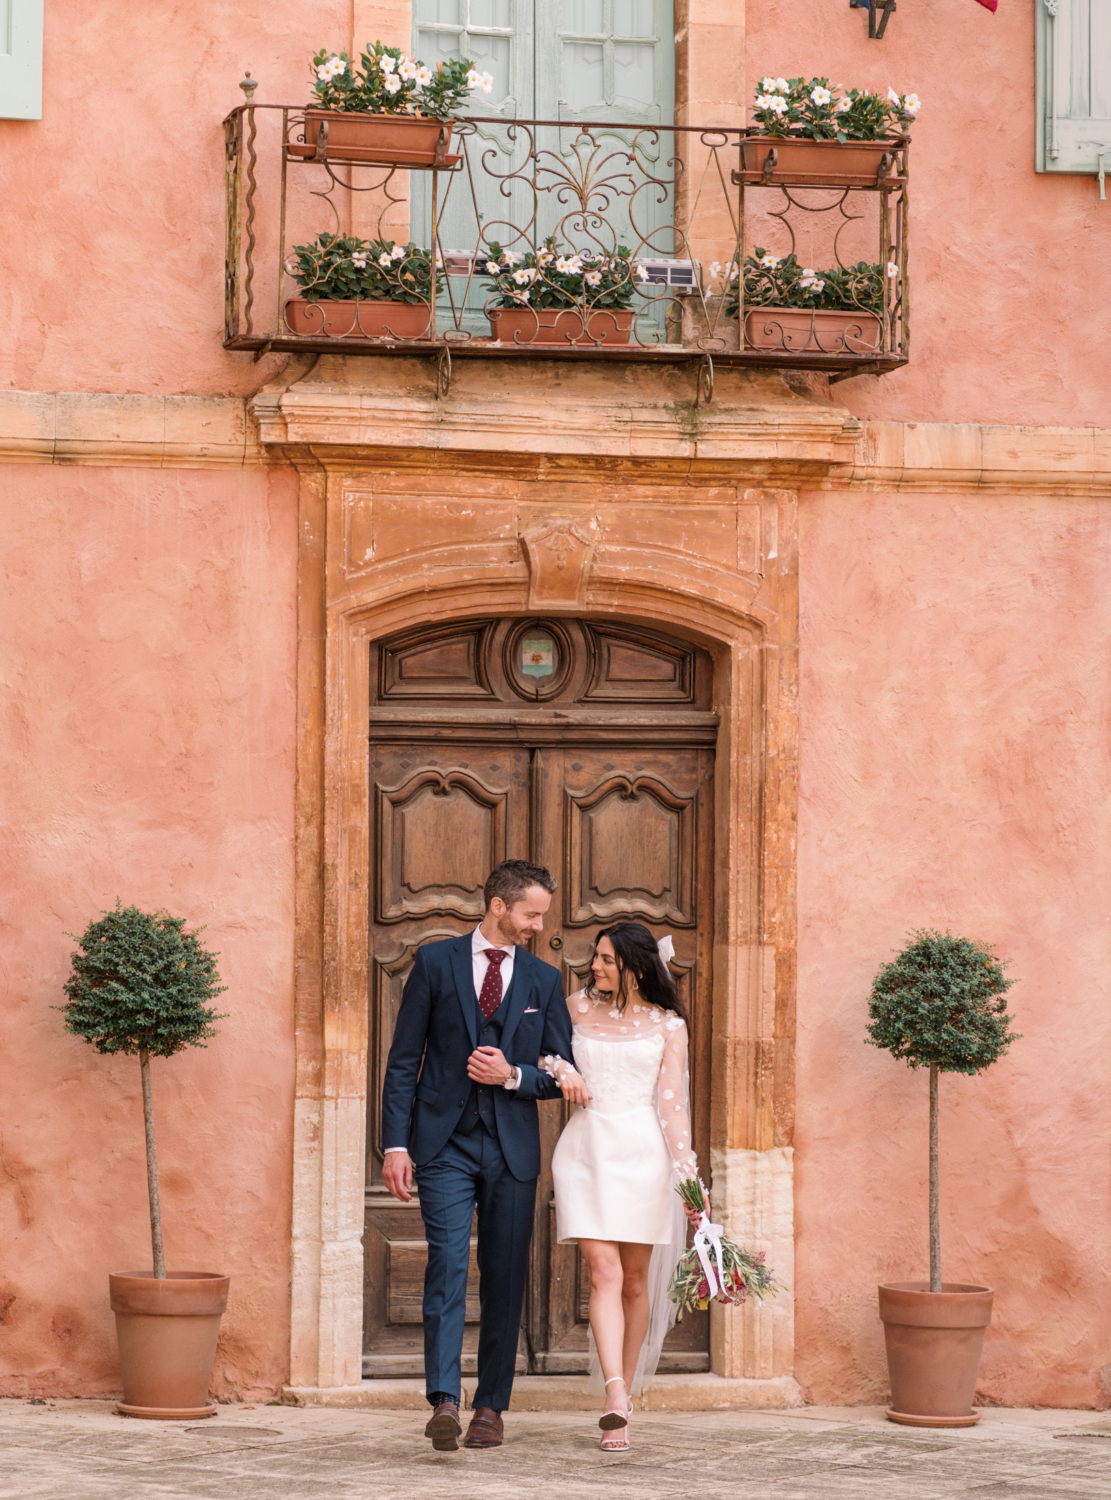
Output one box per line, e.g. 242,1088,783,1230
886,1408,981,1428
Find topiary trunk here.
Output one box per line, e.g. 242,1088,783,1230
139,1048,166,1278
929,1062,940,1293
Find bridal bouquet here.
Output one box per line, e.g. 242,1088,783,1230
668,1178,781,1319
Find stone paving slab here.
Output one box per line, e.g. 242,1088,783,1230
0,1400,1107,1500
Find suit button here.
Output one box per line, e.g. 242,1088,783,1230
457,1099,464,1106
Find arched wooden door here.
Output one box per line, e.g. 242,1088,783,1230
363,616,715,1376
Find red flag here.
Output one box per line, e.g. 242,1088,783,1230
975,0,998,11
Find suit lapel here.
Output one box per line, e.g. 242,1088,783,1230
498,952,534,1057
449,936,478,1049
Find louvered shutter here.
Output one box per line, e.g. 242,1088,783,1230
0,0,43,119
1036,0,1111,175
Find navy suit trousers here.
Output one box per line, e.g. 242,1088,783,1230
416,1124,537,1412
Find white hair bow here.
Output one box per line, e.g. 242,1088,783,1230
657,934,675,964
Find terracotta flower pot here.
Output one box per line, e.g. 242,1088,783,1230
110,1271,230,1419
743,305,882,354
290,110,457,167
487,307,634,346
739,137,901,185
878,1282,994,1428
284,299,431,339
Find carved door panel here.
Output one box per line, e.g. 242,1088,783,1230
365,616,716,1377
527,743,715,1372
363,741,531,1375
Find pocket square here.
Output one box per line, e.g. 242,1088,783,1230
523,1007,540,1014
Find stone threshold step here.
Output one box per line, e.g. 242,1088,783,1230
283,1373,803,1412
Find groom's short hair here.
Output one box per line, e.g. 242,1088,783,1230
484,860,557,909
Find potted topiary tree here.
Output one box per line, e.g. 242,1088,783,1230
62,903,228,1420
866,930,1018,1428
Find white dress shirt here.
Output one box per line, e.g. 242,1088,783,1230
384,928,523,1155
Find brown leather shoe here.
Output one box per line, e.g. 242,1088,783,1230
425,1398,462,1451
462,1406,504,1448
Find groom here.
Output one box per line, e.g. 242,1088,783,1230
381,859,572,1452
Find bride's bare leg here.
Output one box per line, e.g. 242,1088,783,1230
578,1239,628,1418
618,1242,653,1393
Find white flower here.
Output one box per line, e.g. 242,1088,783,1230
379,53,396,72
585,269,602,287
635,262,649,281
502,249,519,266
398,56,418,81
886,261,899,277
317,55,346,82
903,92,922,114
480,71,494,94
537,249,555,267
351,252,368,269
512,289,531,303
383,74,402,94
662,1089,675,1100
609,1008,620,1018
708,260,722,279
759,253,780,269
485,260,499,274
378,251,393,267
760,76,777,92
466,68,482,89
577,1000,590,1013
665,1016,682,1031
838,97,852,113
767,95,788,115
555,255,582,274
810,86,831,106
415,65,433,86
775,77,789,91
391,244,407,261
285,257,299,274
887,86,901,104
512,267,533,285
727,265,738,281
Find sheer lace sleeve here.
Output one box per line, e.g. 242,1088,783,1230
540,1053,576,1082
657,1016,697,1177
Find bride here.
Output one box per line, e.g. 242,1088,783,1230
540,921,703,1452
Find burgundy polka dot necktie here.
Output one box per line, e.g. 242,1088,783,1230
478,948,507,1022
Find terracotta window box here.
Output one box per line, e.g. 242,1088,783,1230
284,299,432,339
487,308,634,346
743,305,882,355
289,110,459,167
738,136,902,186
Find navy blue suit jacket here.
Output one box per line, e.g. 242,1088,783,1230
381,934,572,1182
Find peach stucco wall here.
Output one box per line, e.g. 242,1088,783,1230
0,464,298,1399
796,486,1111,1407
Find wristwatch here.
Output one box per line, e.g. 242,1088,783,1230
502,1065,520,1089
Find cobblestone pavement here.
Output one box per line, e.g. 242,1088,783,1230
1,1400,1108,1500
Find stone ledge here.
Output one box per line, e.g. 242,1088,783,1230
281,1373,804,1412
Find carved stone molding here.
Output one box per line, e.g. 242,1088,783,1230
519,517,599,606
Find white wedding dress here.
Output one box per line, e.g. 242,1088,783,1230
543,989,698,1392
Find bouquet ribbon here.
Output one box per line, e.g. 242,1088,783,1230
693,1210,728,1298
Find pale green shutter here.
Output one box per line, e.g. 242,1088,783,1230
0,0,44,120
536,0,673,126
1036,0,1111,177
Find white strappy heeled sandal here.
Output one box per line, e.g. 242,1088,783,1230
599,1376,631,1450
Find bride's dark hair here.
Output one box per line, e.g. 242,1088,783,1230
592,921,687,1021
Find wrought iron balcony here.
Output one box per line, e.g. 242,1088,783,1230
224,102,909,395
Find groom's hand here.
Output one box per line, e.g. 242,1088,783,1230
382,1151,414,1203
467,1045,513,1085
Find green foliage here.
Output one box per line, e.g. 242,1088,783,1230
287,233,440,304
750,74,920,141
483,236,645,311
310,42,493,120
866,930,1019,1075
61,903,227,1059
720,248,888,316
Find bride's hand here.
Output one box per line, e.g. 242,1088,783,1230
684,1198,707,1230
559,1068,592,1108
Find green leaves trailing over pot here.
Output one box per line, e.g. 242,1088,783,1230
310,41,493,120
61,903,227,1277
483,237,647,312
287,233,440,304
750,75,921,141
711,250,892,317
865,930,1019,1292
